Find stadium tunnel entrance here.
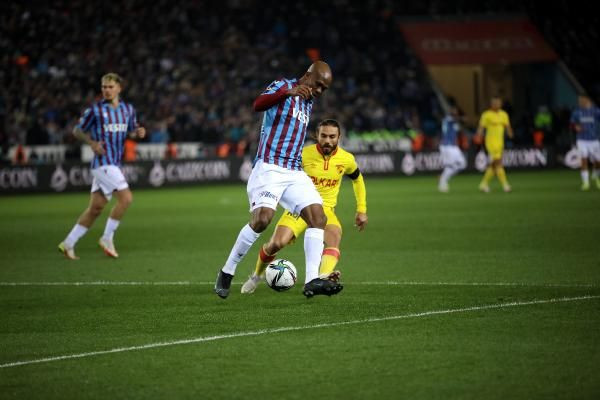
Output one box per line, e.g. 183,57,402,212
399,17,583,135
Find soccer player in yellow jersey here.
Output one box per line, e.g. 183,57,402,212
476,96,514,193
241,119,368,293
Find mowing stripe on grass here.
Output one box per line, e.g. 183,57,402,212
0,281,598,287
1,295,598,369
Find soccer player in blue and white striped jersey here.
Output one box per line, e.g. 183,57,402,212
438,107,466,192
58,73,146,260
570,95,600,190
214,61,343,299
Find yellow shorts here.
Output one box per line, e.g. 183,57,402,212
485,140,504,161
276,206,341,238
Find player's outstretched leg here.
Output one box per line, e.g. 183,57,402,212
214,270,234,299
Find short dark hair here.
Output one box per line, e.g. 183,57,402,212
317,119,341,133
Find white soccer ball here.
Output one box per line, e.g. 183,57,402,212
265,259,298,292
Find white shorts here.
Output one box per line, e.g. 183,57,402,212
91,165,129,200
440,145,467,169
577,140,600,162
247,160,322,215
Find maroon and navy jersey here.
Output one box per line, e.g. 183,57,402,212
77,100,137,168
255,78,313,170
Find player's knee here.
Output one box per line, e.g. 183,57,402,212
121,193,133,208
307,213,326,229
89,205,104,217
250,212,273,233
270,237,288,252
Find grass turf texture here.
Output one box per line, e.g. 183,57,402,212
1,169,599,399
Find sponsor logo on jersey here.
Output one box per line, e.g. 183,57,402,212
103,123,128,133
309,175,339,188
292,106,309,126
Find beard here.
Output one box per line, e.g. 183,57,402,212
321,145,336,155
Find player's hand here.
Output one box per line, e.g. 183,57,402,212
355,212,368,232
287,85,313,100
90,140,105,155
135,126,146,139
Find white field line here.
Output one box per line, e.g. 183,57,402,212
1,295,598,369
0,281,598,287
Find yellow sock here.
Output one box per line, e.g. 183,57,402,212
254,245,275,277
480,167,495,186
319,247,340,275
496,167,509,187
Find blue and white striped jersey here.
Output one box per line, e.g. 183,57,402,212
254,78,313,170
570,106,600,141
77,100,137,168
441,115,460,146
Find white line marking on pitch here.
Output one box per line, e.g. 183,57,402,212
1,295,598,369
0,281,597,287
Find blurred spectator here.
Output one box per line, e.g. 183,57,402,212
1,1,437,157
533,105,553,147
5,0,595,160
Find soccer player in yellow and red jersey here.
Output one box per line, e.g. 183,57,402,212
241,119,368,293
476,96,514,193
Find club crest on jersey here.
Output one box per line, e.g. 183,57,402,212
265,80,281,94
336,165,345,174
293,106,309,126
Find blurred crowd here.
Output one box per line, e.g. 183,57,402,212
1,0,436,160
2,0,598,162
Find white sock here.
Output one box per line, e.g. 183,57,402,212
440,167,455,184
304,228,324,283
581,170,589,184
64,224,88,248
102,218,120,241
222,224,261,276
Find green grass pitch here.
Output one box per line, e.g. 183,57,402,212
1,169,599,399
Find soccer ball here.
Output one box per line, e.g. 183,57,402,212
265,259,297,291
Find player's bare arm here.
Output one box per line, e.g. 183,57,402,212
73,126,105,155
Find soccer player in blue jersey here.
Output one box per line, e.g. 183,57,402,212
214,60,342,299
438,106,467,192
58,73,146,259
570,94,600,190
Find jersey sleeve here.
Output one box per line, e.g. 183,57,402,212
262,79,287,95
478,111,488,129
344,153,359,175
346,153,366,213
254,80,289,111
502,111,510,126
127,104,137,132
570,110,578,124
77,107,96,132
